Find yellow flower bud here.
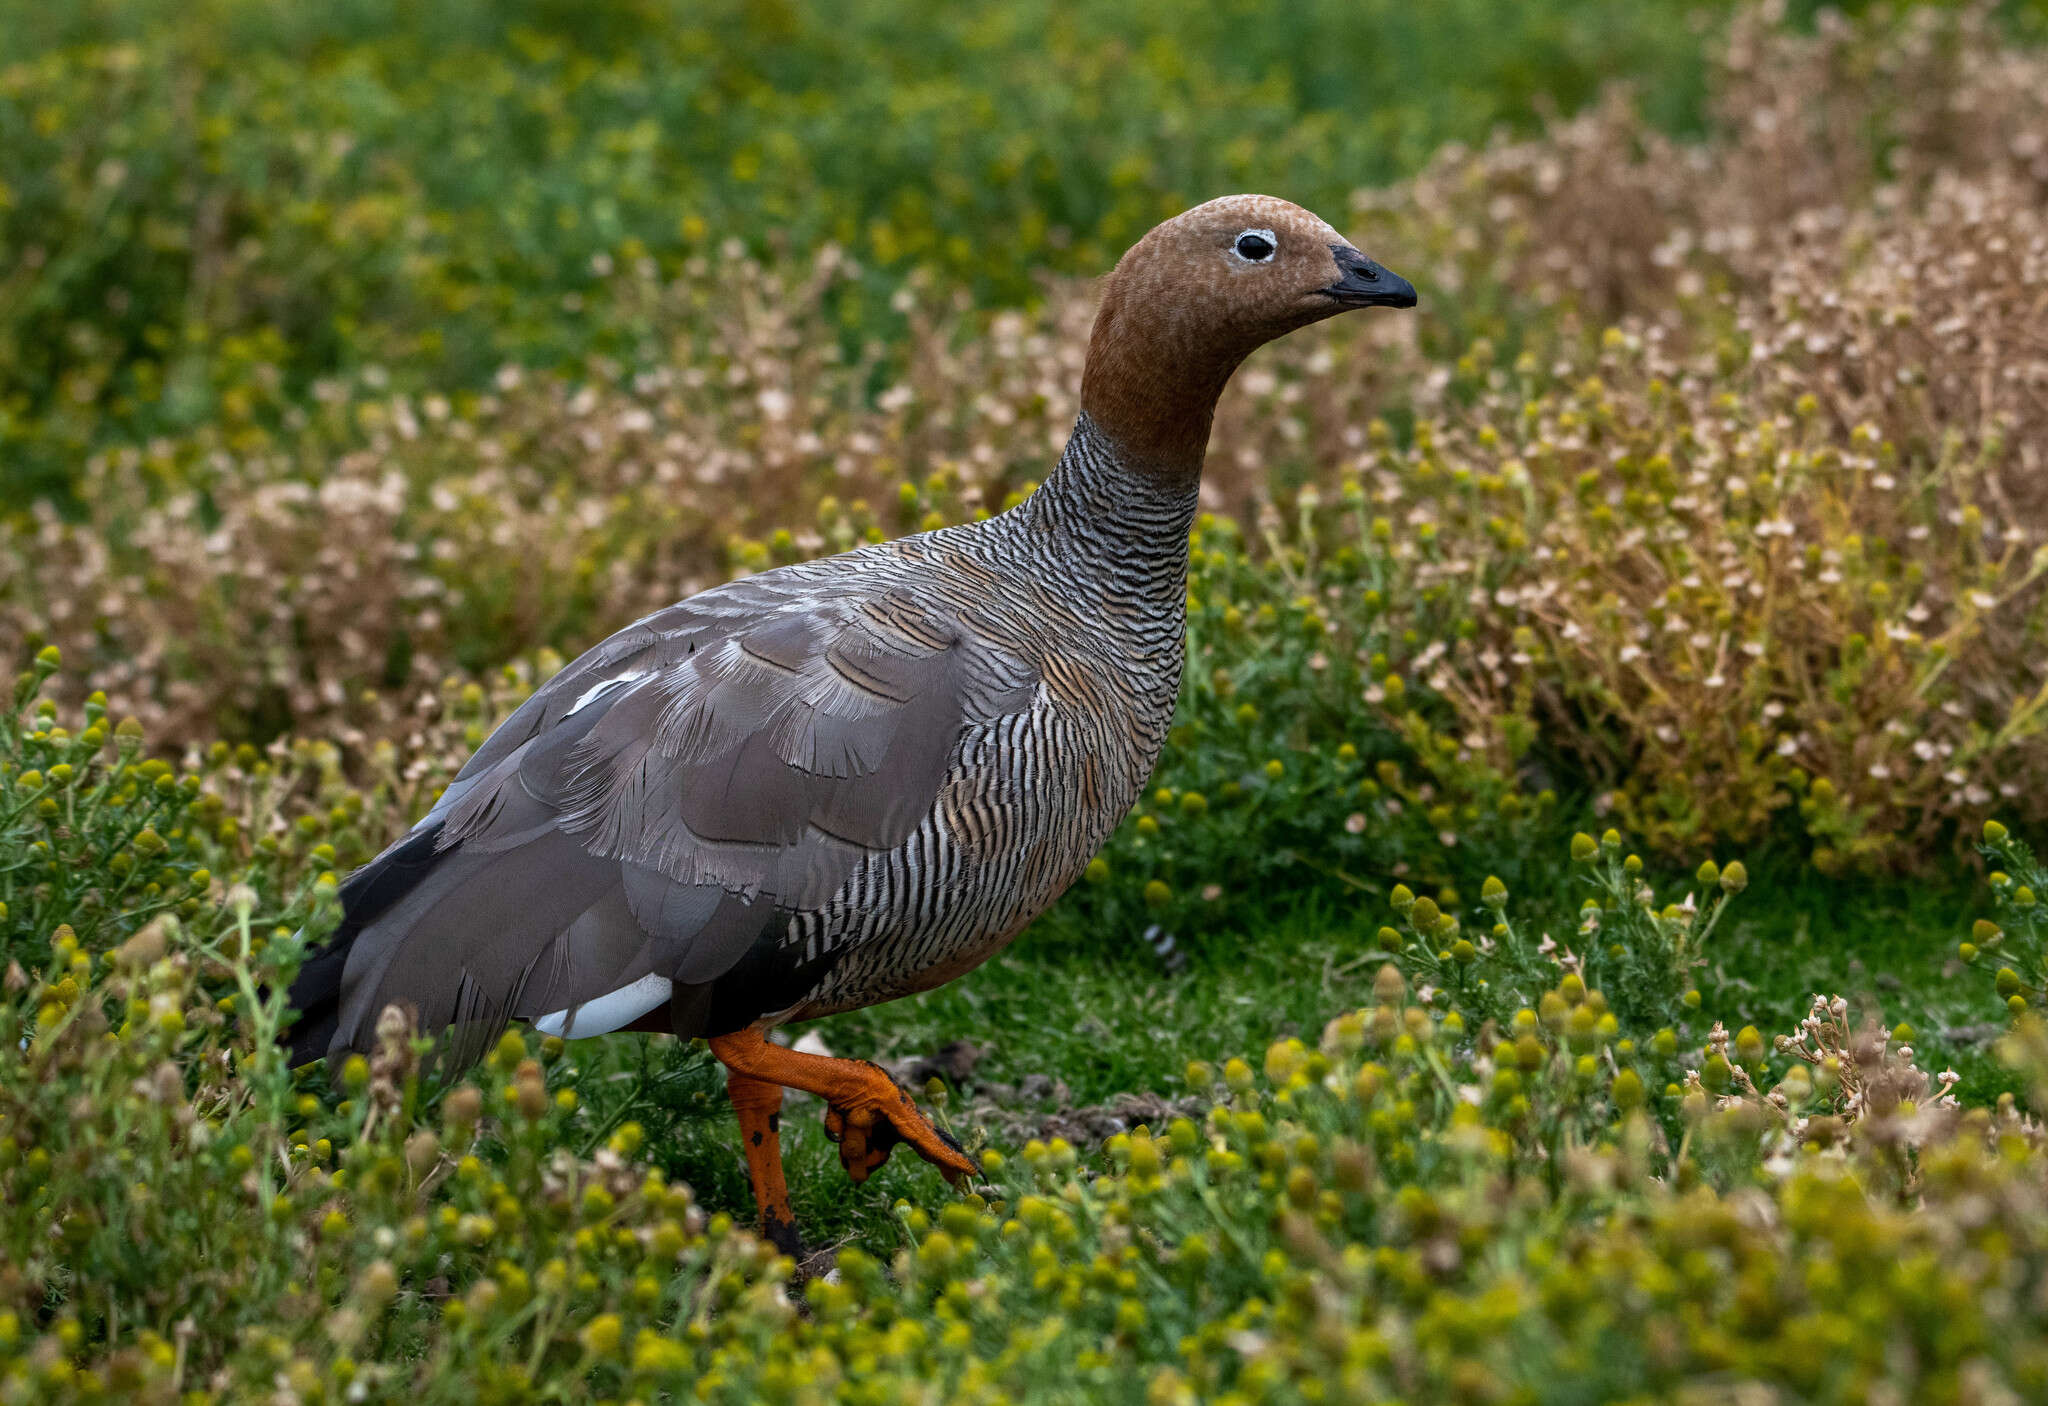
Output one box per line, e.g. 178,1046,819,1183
1372,964,1406,1005
579,1313,623,1358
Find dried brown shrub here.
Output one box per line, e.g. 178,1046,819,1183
1359,0,2048,501
2,4,2043,868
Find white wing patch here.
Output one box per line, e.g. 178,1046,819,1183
533,972,674,1039
568,670,650,717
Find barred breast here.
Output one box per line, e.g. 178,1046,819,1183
772,413,1197,1018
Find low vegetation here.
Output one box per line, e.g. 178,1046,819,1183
2,3,2047,1401
6,778,2047,1399
0,0,1723,501
9,4,2045,871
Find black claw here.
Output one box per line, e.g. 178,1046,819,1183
761,1209,807,1263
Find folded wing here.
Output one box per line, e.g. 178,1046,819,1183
301,580,1039,1064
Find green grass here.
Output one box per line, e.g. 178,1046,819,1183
1705,863,2013,1096
565,839,2018,1251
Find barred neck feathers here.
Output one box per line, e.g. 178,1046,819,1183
1075,193,1415,485
1014,412,1200,596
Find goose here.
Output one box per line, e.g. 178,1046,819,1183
285,195,1415,1255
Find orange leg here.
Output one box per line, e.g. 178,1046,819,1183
708,1028,978,1191
723,1070,804,1260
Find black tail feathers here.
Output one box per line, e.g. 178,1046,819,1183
281,822,448,1066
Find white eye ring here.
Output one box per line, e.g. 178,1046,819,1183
1231,228,1278,264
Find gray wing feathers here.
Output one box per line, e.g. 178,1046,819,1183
334,828,620,1060
329,580,1038,1055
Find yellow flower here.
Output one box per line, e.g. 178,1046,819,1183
1611,1068,1645,1110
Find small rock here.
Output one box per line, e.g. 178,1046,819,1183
887,1039,987,1088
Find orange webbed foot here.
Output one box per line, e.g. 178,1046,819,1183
821,1075,976,1185
709,1029,978,1190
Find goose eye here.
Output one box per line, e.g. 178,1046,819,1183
1232,230,1277,263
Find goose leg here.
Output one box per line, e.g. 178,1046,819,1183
708,1028,978,1187
723,1069,805,1260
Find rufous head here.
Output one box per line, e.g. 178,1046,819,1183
1079,194,1415,476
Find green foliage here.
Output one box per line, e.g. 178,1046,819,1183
11,3,2045,875
1960,822,2048,1017
9,832,2048,1401
3,3,2048,1399
0,653,194,966
0,652,574,1005
1,922,739,1403
0,0,1725,501
1367,828,1740,1037
0,649,337,972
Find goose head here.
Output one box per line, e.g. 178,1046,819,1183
1079,194,1415,476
